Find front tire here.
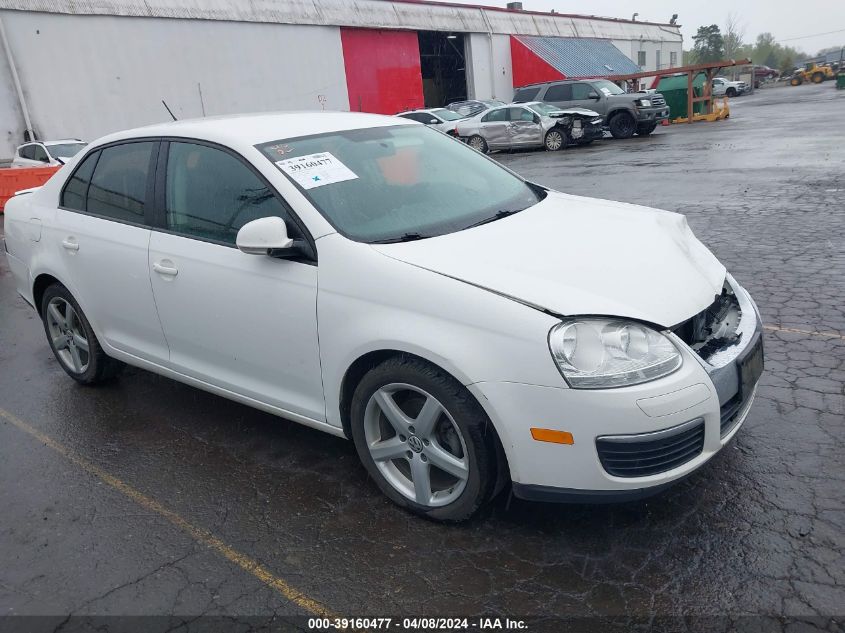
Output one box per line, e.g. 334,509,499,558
726,87,737,97
544,128,565,151
811,71,824,84
636,123,657,136
350,357,500,522
608,112,636,139
467,135,489,154
41,284,124,385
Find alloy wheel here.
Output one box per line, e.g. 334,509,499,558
45,297,90,374
468,136,487,153
363,383,469,507
545,130,564,151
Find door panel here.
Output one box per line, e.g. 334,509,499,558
148,234,324,420
507,108,543,146
481,122,509,148
53,210,168,362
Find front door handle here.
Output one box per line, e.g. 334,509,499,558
61,238,79,251
153,261,179,277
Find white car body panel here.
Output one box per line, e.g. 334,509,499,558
2,111,761,502
372,190,726,328
148,231,325,422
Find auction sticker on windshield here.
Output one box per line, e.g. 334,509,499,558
275,152,358,190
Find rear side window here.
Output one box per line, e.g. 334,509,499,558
61,150,100,211
87,142,154,223
544,84,572,101
481,108,508,122
513,86,541,102
164,142,294,245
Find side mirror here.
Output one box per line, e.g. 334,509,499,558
236,217,294,256
588,93,601,100
429,118,439,124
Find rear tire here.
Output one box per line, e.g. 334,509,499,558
41,284,124,385
350,356,500,522
811,71,824,84
467,135,488,154
790,76,803,86
636,123,657,136
608,112,636,139
726,87,737,97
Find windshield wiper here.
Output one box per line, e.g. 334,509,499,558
463,209,521,230
371,232,427,244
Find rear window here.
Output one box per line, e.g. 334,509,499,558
513,86,541,102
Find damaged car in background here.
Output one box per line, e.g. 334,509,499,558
456,102,603,153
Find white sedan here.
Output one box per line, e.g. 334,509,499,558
396,107,466,136
2,112,763,521
11,139,87,167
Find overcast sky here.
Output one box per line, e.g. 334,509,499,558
429,0,845,55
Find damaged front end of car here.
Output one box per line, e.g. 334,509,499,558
548,110,604,145
671,275,764,438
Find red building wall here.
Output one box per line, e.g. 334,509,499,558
510,36,566,89
341,28,424,114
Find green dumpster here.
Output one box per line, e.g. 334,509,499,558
837,72,845,90
655,73,708,119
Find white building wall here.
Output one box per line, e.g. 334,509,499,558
0,11,349,158
465,33,512,101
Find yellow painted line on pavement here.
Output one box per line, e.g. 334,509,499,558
763,325,845,340
0,407,337,618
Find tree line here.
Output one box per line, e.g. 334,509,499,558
683,15,842,73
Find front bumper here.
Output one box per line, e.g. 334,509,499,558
636,107,670,123
469,279,763,502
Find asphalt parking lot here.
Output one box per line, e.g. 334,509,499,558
1,82,843,631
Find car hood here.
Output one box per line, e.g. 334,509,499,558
371,191,726,327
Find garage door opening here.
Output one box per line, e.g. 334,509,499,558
418,31,467,108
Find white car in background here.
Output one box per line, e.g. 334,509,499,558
2,112,763,521
396,108,465,136
711,77,747,97
11,140,87,167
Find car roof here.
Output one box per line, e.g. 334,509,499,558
397,108,442,115
18,139,83,147
89,111,413,151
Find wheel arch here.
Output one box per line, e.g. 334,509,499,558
607,107,635,121
338,348,512,491
32,272,65,314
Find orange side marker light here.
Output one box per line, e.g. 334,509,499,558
530,428,574,445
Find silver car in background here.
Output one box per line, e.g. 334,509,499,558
396,108,466,137
456,102,603,154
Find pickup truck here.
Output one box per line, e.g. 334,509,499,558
513,79,670,139
711,77,747,97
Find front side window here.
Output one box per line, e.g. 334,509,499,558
398,113,430,124
481,108,508,123
18,145,35,160
543,84,572,102
87,142,154,222
61,150,100,211
571,83,595,100
165,142,293,245
257,125,542,243
509,107,536,123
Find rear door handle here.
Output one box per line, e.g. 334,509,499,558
61,238,79,251
153,261,178,277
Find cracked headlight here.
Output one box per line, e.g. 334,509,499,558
549,319,682,389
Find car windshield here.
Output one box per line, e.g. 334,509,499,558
430,108,463,121
527,103,561,116
45,142,86,158
591,80,625,96
257,125,542,243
